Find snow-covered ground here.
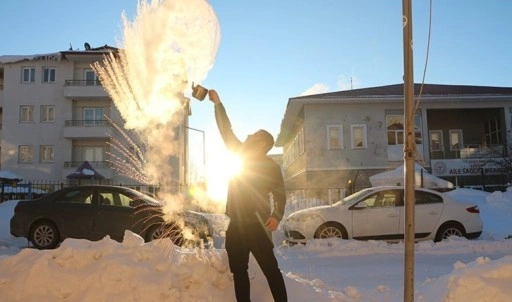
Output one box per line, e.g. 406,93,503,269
1,188,512,301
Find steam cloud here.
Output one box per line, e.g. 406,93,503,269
93,0,221,214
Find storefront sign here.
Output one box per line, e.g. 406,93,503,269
431,158,506,176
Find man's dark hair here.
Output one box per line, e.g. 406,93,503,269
258,130,274,153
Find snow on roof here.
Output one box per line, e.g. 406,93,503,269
0,53,61,64
0,45,118,65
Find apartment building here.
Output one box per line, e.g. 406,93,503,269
276,83,512,204
0,44,189,191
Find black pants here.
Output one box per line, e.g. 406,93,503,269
225,222,287,302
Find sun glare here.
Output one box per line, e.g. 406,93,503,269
226,153,243,178
206,149,243,202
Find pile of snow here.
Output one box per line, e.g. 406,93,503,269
444,188,512,240
1,188,512,301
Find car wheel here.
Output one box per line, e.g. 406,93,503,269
146,223,184,246
435,222,466,242
314,223,348,239
30,221,60,249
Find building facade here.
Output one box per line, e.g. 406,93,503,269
276,84,512,204
0,45,190,193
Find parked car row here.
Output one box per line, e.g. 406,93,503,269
9,185,483,250
283,186,483,244
10,185,212,249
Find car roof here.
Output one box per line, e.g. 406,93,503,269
356,186,446,197
60,185,144,193
64,185,132,189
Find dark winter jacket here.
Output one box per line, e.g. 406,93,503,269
214,103,286,225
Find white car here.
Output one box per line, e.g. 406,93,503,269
283,186,483,244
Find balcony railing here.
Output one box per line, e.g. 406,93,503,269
63,120,111,138
63,80,107,98
430,144,505,160
64,120,110,127
64,80,102,86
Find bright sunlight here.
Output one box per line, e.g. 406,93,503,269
206,148,243,202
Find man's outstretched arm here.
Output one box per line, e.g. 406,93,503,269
208,89,242,151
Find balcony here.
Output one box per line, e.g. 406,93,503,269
460,145,504,159
63,120,111,138
430,144,505,160
63,80,109,99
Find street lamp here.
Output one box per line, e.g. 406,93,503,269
184,126,206,186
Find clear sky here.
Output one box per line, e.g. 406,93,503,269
1,0,511,160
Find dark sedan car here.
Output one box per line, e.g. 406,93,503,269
10,185,212,249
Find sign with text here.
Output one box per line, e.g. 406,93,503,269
431,158,506,176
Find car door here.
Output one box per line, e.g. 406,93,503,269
351,189,401,240
50,187,98,240
92,189,137,242
399,189,444,239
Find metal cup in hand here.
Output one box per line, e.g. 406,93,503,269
192,83,208,101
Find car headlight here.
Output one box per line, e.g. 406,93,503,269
286,213,322,223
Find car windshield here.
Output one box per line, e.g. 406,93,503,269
335,187,380,206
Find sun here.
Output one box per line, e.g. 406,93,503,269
205,148,243,202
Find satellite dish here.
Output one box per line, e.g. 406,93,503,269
84,42,91,50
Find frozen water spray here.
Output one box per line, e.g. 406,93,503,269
93,0,220,215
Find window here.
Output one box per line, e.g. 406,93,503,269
41,106,55,122
20,106,34,122
327,125,343,149
283,127,305,167
429,130,443,151
19,145,34,163
120,193,134,207
98,191,131,207
84,108,104,126
40,145,54,162
386,114,422,145
84,147,104,162
85,69,99,86
414,114,423,145
43,67,56,83
415,190,443,205
351,124,367,149
362,190,398,208
387,115,403,145
59,189,94,204
449,129,463,151
99,192,115,206
509,108,512,128
22,67,36,83
484,118,502,145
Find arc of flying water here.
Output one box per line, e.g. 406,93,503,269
93,0,221,186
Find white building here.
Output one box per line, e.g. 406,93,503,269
0,45,190,192
276,83,512,204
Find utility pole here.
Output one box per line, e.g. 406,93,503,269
402,1,416,302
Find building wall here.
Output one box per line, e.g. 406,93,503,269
2,58,73,179
0,50,186,188
304,103,390,170
281,92,512,204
